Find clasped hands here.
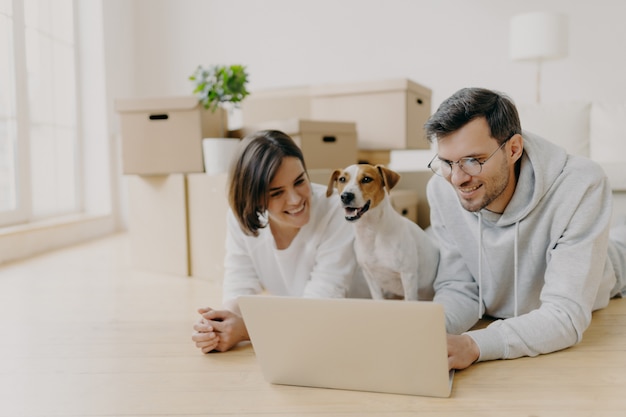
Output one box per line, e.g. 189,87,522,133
191,307,250,353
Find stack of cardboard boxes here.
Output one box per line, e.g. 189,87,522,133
117,78,433,279
116,97,229,278
242,78,434,229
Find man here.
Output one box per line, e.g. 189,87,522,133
424,87,626,370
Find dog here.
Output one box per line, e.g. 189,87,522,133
326,164,438,301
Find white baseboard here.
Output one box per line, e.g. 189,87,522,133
0,214,120,265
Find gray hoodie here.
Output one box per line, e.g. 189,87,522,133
427,131,623,362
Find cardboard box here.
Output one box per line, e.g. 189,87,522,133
241,86,311,126
357,149,391,166
187,173,230,280
116,96,227,175
389,148,437,172
310,79,432,150
307,169,333,187
127,174,189,276
126,172,231,279
389,190,418,224
244,119,358,170
394,170,433,229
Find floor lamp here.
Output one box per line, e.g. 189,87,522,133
509,12,568,103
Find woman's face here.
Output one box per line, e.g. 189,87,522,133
266,156,312,230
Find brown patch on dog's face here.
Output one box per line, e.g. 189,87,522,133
352,165,387,209
333,169,351,194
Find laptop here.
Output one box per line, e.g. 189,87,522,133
238,295,454,397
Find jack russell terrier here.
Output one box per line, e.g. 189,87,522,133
326,164,439,301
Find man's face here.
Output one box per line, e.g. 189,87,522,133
435,117,518,213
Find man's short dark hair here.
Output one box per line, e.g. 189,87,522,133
424,87,522,145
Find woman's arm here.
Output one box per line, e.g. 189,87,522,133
302,188,359,298
222,210,264,303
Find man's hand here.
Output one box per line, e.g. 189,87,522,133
447,333,480,370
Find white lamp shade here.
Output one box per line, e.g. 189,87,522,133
510,12,568,61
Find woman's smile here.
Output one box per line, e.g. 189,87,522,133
285,202,306,215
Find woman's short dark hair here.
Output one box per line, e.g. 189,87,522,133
228,130,307,237
424,87,522,145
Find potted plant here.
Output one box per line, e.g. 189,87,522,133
189,64,250,175
189,64,250,138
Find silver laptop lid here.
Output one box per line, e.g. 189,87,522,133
238,295,453,398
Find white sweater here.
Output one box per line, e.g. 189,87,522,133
222,183,363,303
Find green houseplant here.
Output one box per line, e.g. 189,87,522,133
190,64,250,174
189,64,250,137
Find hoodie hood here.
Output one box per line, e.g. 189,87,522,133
474,131,568,318
490,130,568,226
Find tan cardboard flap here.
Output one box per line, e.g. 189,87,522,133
246,85,311,99
245,118,356,135
115,96,200,113
310,78,431,98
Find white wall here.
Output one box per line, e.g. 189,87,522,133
99,0,626,232
108,0,626,112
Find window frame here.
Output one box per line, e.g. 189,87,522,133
0,0,81,227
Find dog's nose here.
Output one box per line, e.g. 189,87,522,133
340,192,354,205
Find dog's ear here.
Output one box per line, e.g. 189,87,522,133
326,170,341,197
376,165,401,192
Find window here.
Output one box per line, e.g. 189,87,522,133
0,0,79,227
0,0,20,224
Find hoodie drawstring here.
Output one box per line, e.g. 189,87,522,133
476,213,521,320
478,212,483,319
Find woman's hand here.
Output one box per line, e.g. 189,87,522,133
191,307,250,353
191,307,220,353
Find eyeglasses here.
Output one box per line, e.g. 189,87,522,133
428,139,509,177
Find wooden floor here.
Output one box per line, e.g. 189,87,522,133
1,233,626,417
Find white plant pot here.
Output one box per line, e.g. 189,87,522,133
202,138,241,175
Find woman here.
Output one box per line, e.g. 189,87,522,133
192,130,367,353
